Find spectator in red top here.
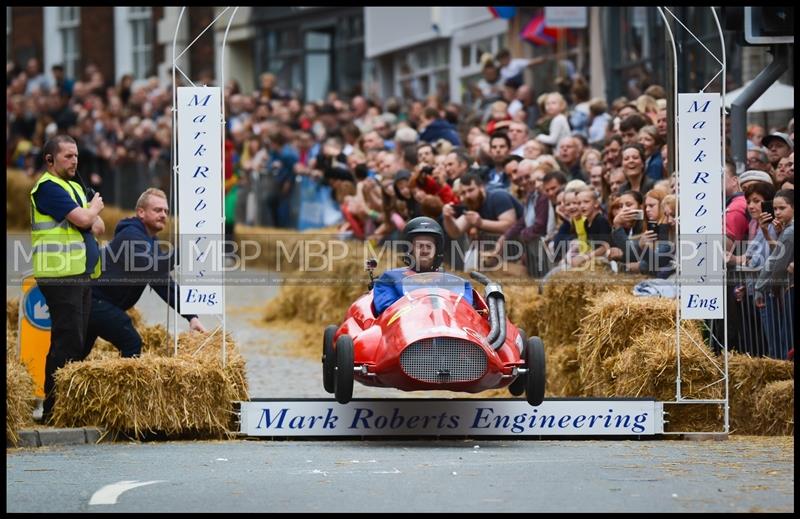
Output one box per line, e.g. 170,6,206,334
724,160,749,255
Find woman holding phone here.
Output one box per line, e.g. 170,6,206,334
754,189,795,360
607,190,645,269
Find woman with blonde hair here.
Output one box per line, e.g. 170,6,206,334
580,148,602,176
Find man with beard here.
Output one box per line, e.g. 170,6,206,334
442,172,522,269
85,188,206,359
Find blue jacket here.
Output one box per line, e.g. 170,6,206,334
420,119,461,146
373,268,473,315
92,217,196,321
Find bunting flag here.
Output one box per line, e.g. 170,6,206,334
487,7,517,20
520,13,561,46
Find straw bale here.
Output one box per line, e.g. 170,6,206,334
7,298,20,336
6,344,36,446
7,170,36,230
610,329,724,432
754,380,794,436
51,327,247,439
503,284,544,339
728,353,793,435
577,292,694,396
264,250,393,325
235,224,342,271
51,356,238,439
540,268,646,345
546,343,582,397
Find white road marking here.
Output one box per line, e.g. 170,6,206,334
89,480,165,505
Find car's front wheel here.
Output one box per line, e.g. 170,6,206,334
525,336,546,406
322,325,337,394
334,334,354,404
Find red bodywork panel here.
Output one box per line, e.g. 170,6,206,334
335,285,524,393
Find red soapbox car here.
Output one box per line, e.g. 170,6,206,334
322,269,546,406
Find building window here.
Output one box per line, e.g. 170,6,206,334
57,7,80,79
129,6,153,79
395,40,450,101
457,32,506,106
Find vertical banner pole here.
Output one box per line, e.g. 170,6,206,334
219,8,239,368
710,6,729,434
172,7,186,357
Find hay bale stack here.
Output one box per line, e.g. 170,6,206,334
7,170,37,230
7,298,20,336
540,268,645,345
728,354,793,435
51,356,237,439
503,284,544,339
235,224,342,271
545,343,581,397
611,329,723,432
52,328,248,440
577,292,690,396
754,380,794,436
264,250,394,325
6,336,36,446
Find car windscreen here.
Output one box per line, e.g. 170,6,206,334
401,272,470,298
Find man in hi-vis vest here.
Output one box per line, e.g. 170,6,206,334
30,135,104,423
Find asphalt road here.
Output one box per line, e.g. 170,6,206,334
6,437,793,512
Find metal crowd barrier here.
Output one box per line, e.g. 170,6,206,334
727,266,794,360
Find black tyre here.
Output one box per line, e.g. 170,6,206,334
508,328,526,396
334,334,354,404
322,325,337,394
525,336,546,406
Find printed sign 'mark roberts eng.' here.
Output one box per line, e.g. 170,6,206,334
677,93,724,320
240,400,663,436
176,87,223,315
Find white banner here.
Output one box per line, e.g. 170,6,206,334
678,93,724,319
177,87,223,315
239,399,663,436
544,7,588,28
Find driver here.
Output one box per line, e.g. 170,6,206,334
373,216,473,315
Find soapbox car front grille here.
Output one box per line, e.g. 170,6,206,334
399,337,487,383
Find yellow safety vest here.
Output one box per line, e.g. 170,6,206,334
30,172,100,279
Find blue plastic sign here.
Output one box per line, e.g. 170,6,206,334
23,285,51,330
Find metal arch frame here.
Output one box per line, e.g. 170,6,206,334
656,6,729,436
170,7,240,366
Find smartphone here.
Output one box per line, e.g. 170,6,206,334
632,209,644,221
452,204,466,218
646,221,659,233
761,200,774,218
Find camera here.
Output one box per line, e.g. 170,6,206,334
452,204,467,218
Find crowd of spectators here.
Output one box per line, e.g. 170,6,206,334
6,49,794,360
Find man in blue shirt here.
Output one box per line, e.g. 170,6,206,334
87,188,206,358
373,217,473,315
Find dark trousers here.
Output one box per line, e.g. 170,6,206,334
37,276,92,419
84,297,142,359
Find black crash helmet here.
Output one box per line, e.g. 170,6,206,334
403,216,445,271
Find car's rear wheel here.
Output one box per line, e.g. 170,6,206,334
525,336,546,406
508,328,526,396
322,325,337,394
334,334,354,404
